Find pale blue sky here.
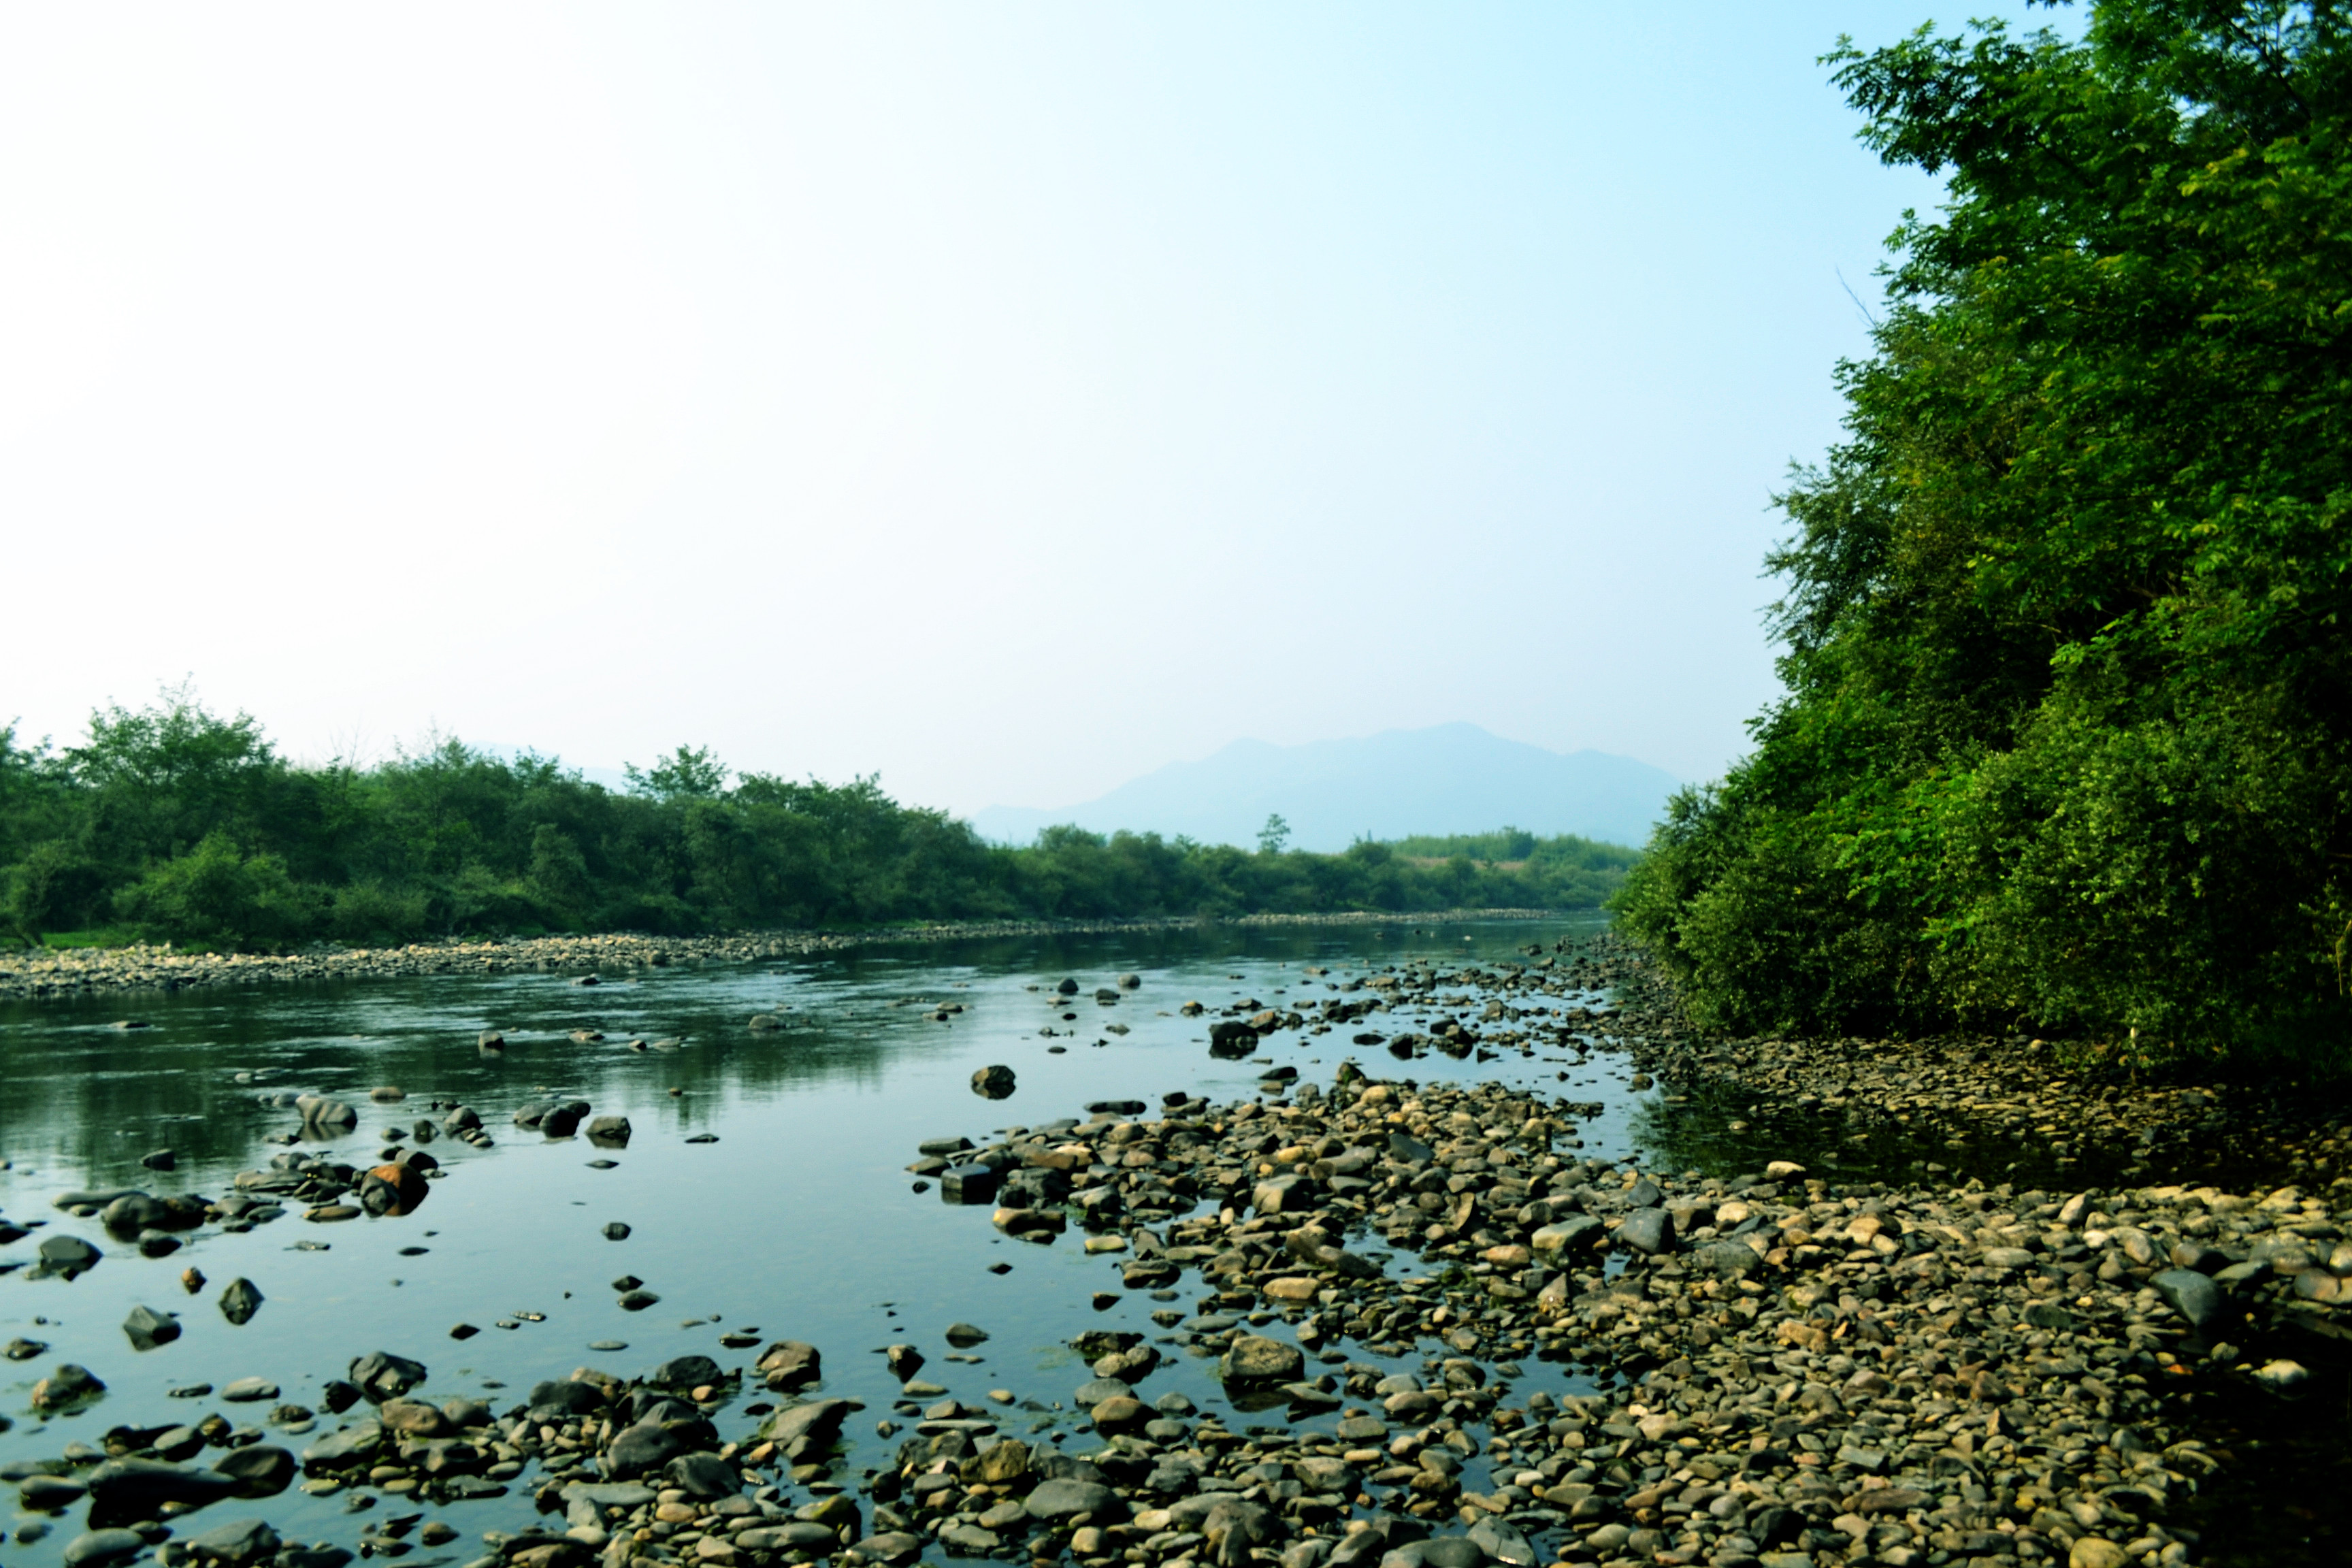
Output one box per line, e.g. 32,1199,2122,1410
0,3,2055,811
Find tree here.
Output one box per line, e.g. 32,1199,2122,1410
1616,0,2352,1062
1256,813,1291,855
624,745,728,801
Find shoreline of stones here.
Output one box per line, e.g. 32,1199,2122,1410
12,934,2346,1568
0,913,1568,1004
898,1066,2338,1568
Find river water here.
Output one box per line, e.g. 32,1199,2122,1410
0,917,1639,1568
2,916,2340,1568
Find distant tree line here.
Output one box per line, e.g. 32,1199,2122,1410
0,694,1639,948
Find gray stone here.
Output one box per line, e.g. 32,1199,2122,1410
184,1518,282,1565
757,1340,822,1391
737,1523,838,1552
1616,1207,1674,1254
941,1164,1000,1205
213,1446,294,1497
86,1456,236,1512
348,1350,426,1399
528,1379,606,1420
1531,1215,1603,1254
37,1234,101,1277
602,1422,684,1478
300,1421,385,1469
972,1064,1017,1099
761,1398,849,1452
20,1474,87,1509
123,1305,180,1351
31,1362,105,1409
2153,1268,2225,1330
1466,1518,1533,1566
849,1532,922,1566
937,1523,1000,1553
664,1452,738,1499
63,1530,147,1567
645,1353,722,1390
1219,1335,1304,1384
1024,1477,1123,1522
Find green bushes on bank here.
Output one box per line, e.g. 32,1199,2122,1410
0,698,1634,948
1614,1,2352,1063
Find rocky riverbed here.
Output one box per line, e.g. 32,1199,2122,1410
2,926,2345,1568
0,914,1559,1004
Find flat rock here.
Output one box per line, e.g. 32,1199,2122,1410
63,1530,147,1567
1025,1477,1123,1522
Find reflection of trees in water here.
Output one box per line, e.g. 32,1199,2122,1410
1626,1081,2112,1192
0,918,1603,1190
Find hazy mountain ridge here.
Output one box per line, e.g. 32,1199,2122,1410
971,723,1677,851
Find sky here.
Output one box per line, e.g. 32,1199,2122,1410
1,3,2053,815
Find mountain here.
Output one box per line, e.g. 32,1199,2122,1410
969,723,1678,851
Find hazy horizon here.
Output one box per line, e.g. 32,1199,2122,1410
2,3,2059,816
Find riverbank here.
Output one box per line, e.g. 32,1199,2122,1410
3,925,2345,1568
0,911,1566,1003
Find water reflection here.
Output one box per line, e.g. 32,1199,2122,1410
0,918,1631,1568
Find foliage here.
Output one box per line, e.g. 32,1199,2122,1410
0,693,1638,949
1616,1,2352,1062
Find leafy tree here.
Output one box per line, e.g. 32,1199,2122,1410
1617,0,2352,1062
1257,813,1291,855
625,745,728,801
3,840,106,942
115,832,314,945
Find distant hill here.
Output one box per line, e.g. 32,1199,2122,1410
970,723,1677,851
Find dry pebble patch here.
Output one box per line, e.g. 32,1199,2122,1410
0,913,1562,1004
